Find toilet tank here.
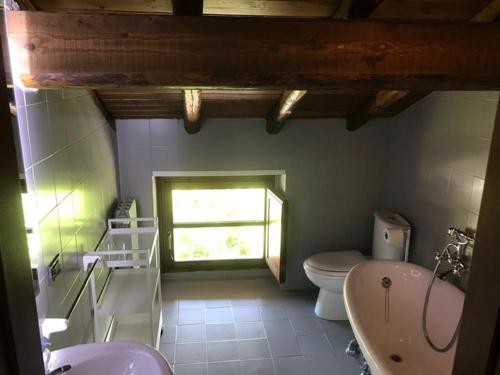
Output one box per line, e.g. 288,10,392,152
372,211,411,261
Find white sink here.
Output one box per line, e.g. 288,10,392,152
344,260,464,375
48,341,172,375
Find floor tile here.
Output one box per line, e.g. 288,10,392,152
305,356,343,375
174,363,208,375
178,308,205,325
175,343,207,364
235,322,266,339
241,359,276,375
333,346,361,375
207,341,240,362
273,356,307,375
263,320,295,338
177,324,206,343
297,334,334,359
206,307,234,324
289,318,322,336
206,323,236,341
208,361,242,375
323,321,355,352
284,301,315,319
238,339,271,360
161,326,177,344
233,306,261,322
259,305,287,321
268,336,301,358
162,278,356,375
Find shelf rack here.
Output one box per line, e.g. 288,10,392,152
83,217,162,349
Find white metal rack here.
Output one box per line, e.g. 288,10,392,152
83,217,162,350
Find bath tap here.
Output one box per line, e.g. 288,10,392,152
434,228,472,278
423,227,473,353
437,268,455,280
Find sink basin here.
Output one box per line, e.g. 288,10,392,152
344,260,464,375
48,341,172,375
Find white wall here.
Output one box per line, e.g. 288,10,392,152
13,87,119,348
117,118,393,288
383,91,499,287
117,92,499,290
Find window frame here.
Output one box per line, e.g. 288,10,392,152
156,176,275,272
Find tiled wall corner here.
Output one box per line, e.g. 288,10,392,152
385,91,499,285
13,87,119,349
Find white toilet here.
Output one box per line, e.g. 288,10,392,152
304,211,410,320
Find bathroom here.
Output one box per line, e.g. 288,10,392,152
1,2,499,375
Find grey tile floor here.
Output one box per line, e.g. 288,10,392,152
160,278,360,375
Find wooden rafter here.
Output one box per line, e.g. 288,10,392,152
6,12,500,91
347,90,429,131
172,0,203,16
15,0,37,10
269,0,380,134
172,0,204,132
331,0,354,19
266,90,307,134
348,0,382,18
471,0,500,21
183,89,202,134
348,0,500,131
268,0,360,134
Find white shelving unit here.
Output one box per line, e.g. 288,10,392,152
83,217,162,350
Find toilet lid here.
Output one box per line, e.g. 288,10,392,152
306,251,365,273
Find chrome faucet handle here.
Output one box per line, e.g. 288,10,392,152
448,227,474,245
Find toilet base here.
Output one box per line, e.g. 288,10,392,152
314,288,348,320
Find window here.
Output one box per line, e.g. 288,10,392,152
156,176,287,282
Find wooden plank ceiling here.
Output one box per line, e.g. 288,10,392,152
9,0,500,132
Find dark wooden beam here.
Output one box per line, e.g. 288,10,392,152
266,90,306,134
172,1,204,133
348,0,383,18
172,0,203,15
13,0,37,10
452,100,500,375
331,0,354,19
347,0,500,130
183,89,202,134
471,0,500,22
346,90,429,131
6,12,500,91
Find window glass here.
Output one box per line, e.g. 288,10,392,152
172,188,265,223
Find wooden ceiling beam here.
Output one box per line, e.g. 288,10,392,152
331,0,354,19
183,89,202,134
266,90,306,134
172,0,203,16
6,12,500,91
347,90,429,131
14,0,37,10
171,1,204,132
471,0,500,22
348,0,383,18
347,0,500,131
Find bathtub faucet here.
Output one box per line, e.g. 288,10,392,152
434,228,474,279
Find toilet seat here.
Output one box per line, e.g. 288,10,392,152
304,251,365,276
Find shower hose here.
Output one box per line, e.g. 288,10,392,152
422,260,462,353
